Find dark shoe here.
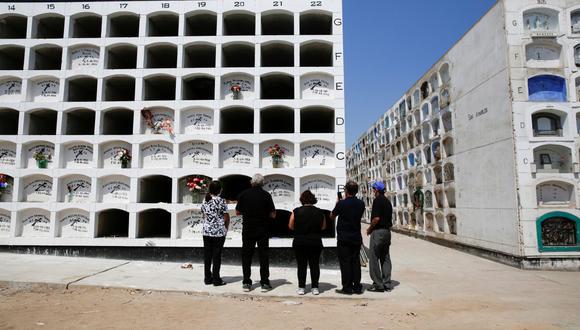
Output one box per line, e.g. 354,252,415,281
353,285,364,295
335,288,353,295
204,280,213,285
242,284,251,292
261,284,272,292
213,280,226,287
367,285,385,293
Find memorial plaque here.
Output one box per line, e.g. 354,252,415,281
23,177,52,202
300,176,335,204
59,210,90,238
301,74,334,99
537,183,572,205
70,47,100,70
21,211,51,237
222,75,254,100
100,176,130,203
227,212,243,240
178,210,204,239
181,141,212,168
31,79,59,102
0,78,22,101
261,142,292,168
26,144,55,169
64,143,93,168
182,109,213,134
62,176,91,203
102,142,132,169
301,142,334,168
0,211,10,237
0,142,16,167
264,175,295,205
143,109,174,135
221,142,253,168
141,142,173,168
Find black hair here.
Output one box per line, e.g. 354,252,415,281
205,180,222,202
344,180,359,196
299,190,318,205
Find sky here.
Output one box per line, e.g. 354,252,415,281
343,0,497,146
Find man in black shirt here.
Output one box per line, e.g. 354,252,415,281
236,174,276,292
330,181,365,295
366,181,393,292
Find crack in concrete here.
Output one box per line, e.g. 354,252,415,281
65,261,131,290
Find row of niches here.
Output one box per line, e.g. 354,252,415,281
0,42,337,71
389,163,456,195
0,207,337,240
521,8,580,37
0,139,339,170
386,109,453,149
0,173,337,207
0,106,336,135
0,73,339,102
395,210,457,236
524,39,580,68
387,137,455,174
0,11,336,39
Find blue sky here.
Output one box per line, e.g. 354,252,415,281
343,0,497,146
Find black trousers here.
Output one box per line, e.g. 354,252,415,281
203,236,225,284
242,234,270,285
337,241,362,292
294,245,322,288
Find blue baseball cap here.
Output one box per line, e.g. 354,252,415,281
371,181,385,191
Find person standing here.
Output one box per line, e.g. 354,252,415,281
366,181,394,292
200,181,230,286
288,190,326,296
330,181,365,295
236,174,276,292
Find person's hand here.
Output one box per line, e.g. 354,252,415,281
366,227,372,236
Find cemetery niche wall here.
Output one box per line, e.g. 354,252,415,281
0,0,345,249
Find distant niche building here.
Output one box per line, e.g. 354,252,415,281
347,0,580,269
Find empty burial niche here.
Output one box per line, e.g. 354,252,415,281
300,42,332,67
261,74,294,99
138,209,171,238
300,11,332,35
97,210,129,237
71,15,102,38
143,76,176,100
108,14,139,37
0,46,24,70
30,46,62,70
183,44,216,68
34,15,64,39
64,109,95,135
221,108,254,134
145,44,177,68
103,76,135,101
106,45,137,69
220,175,251,201
261,107,294,133
262,11,293,35
102,109,133,135
185,12,217,36
183,76,215,100
27,110,57,135
301,107,334,133
0,15,27,38
222,43,255,67
0,109,19,134
139,176,172,203
67,77,97,101
261,43,294,67
223,12,255,36
148,14,178,37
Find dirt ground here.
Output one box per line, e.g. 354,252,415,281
0,282,575,330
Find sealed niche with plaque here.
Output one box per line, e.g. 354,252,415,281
222,74,254,100
101,141,132,169
61,176,91,203
300,175,335,204
0,211,10,237
58,209,90,238
63,143,94,168
0,78,22,101
141,141,173,168
178,210,204,239
0,142,17,168
22,175,52,202
301,74,334,99
264,175,295,206
100,176,131,203
261,141,292,168
181,108,214,134
69,46,100,70
180,141,212,168
221,141,253,168
29,78,59,102
301,141,335,168
25,143,55,169
20,209,51,237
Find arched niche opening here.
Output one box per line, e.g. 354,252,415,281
537,181,575,207
100,141,132,169
220,140,253,168
429,74,439,92
262,10,293,35
537,212,579,250
573,10,580,34
525,40,561,64
431,97,440,116
181,108,213,134
260,106,294,133
0,77,22,102
147,13,178,37
185,11,216,36
533,144,572,173
269,209,292,238
425,213,434,231
219,174,251,202
223,11,255,36
26,109,57,135
0,108,19,134
19,208,51,237
532,110,565,137
528,75,566,102
421,103,430,121
261,42,294,67
0,15,27,39
442,111,453,132
301,73,334,99
445,185,456,208
70,14,102,38
138,209,171,238
66,76,97,102
64,109,95,135
300,11,332,35
424,190,434,209
523,8,559,34
0,174,14,202
106,44,137,69
221,73,254,100
103,76,135,101
183,75,215,100
414,129,422,146
433,165,443,185
446,214,457,235
30,45,62,70
220,107,254,134
300,106,334,133
184,43,216,68
575,45,580,67
59,174,91,203
97,209,129,237
20,175,52,202
145,43,177,68
0,46,24,70
143,75,176,100
0,209,12,237
300,41,332,67
222,42,255,67
179,174,212,204
435,213,445,232
179,140,213,168
264,174,295,204
140,141,173,169
408,153,415,167
444,163,455,182
99,175,130,203
439,64,450,85
139,175,172,203
62,141,93,168
33,14,64,39
108,13,139,37
443,137,454,158
300,175,335,204
261,73,294,99
260,140,293,168
102,108,133,135
421,82,430,100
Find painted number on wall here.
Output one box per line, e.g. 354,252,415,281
161,3,169,8
7,4,15,10
311,1,322,7
234,1,245,7
273,1,283,6
197,2,206,7
82,3,90,9
47,3,55,9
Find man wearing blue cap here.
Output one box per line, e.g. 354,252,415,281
366,180,393,292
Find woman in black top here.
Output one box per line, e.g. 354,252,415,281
288,190,326,295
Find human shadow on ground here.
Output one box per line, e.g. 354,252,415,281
311,282,337,293
222,276,243,284
248,279,292,291
361,279,401,292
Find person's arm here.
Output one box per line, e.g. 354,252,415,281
366,199,381,235
223,213,230,230
267,194,276,219
330,201,341,221
321,214,327,230
366,216,381,236
288,212,295,230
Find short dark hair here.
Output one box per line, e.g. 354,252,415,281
299,190,317,205
344,181,359,196
205,180,222,202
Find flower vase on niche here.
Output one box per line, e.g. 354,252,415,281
141,108,175,138
0,174,9,200
115,148,131,169
231,84,242,100
186,176,209,204
33,149,51,169
268,144,285,169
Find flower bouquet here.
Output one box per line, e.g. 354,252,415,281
33,149,52,169
231,84,242,99
185,176,209,203
268,144,285,168
141,108,175,138
0,174,9,200
115,148,132,168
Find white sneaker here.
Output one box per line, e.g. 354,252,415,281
311,288,320,295
297,288,305,295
